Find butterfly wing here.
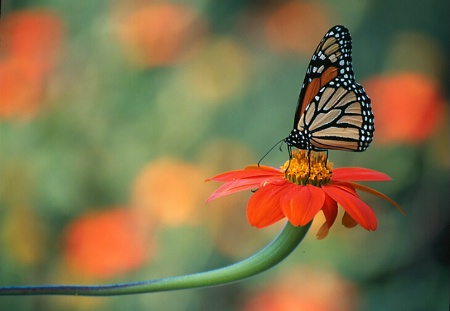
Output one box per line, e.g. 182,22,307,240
293,25,354,128
290,25,374,152
298,78,374,151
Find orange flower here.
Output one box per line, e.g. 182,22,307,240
62,208,152,278
0,59,42,118
131,158,207,226
0,9,65,119
115,3,206,67
242,267,358,311
364,72,446,144
207,150,403,239
264,1,331,56
1,9,65,79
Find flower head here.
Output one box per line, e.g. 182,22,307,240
115,3,206,68
364,72,445,145
207,150,403,239
62,207,152,278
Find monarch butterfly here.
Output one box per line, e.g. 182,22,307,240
284,25,374,152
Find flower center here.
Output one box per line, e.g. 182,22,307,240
281,150,332,186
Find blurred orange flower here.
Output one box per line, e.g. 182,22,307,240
62,207,152,278
364,72,446,144
0,59,42,118
0,9,65,119
208,150,402,239
264,1,331,56
1,9,65,77
131,158,208,226
115,3,206,67
242,267,359,311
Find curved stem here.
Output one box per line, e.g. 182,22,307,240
0,221,311,296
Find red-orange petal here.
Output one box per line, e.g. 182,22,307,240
206,176,287,203
247,184,286,228
341,211,358,228
331,168,391,182
207,165,281,182
321,193,338,228
316,222,330,240
280,184,325,227
322,184,377,231
206,179,261,203
348,182,405,215
206,166,284,203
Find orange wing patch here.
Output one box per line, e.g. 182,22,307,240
299,66,338,119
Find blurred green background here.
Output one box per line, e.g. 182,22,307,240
0,0,448,310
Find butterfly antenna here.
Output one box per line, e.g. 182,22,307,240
258,138,286,166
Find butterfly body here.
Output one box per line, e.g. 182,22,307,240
285,25,374,152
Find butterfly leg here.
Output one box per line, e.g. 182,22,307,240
304,149,311,180
285,145,293,171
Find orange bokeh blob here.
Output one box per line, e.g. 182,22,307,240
0,59,42,118
115,3,206,67
1,9,65,76
242,267,358,311
62,208,151,278
364,72,446,145
0,9,65,119
264,1,331,56
131,158,208,227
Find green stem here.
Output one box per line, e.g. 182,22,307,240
0,221,311,296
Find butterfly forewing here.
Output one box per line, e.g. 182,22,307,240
294,25,354,126
286,25,374,152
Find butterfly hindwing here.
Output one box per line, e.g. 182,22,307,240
298,78,374,151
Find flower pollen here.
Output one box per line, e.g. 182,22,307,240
282,150,332,187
